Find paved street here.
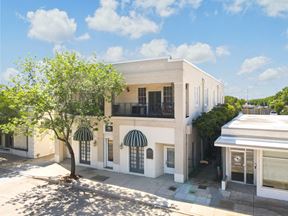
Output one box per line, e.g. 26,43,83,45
1,153,288,216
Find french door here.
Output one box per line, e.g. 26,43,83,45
164,146,175,174
230,149,254,184
129,146,144,174
148,91,161,116
104,138,113,168
79,141,90,165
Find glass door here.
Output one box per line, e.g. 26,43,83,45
231,151,245,182
104,138,113,168
164,147,175,174
230,149,255,184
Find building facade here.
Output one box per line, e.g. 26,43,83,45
55,58,224,183
215,114,288,201
0,129,55,158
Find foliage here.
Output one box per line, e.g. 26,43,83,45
249,87,288,114
0,52,125,177
224,96,246,111
193,103,238,142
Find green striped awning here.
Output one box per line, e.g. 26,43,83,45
73,127,93,141
123,130,148,147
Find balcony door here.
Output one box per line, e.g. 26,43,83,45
148,91,161,116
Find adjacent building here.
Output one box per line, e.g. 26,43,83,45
55,57,224,183
215,114,288,201
0,130,55,158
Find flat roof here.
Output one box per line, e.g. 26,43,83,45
112,57,223,85
223,114,288,131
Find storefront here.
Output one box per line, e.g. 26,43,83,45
215,114,288,201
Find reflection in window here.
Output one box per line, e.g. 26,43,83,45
263,151,288,190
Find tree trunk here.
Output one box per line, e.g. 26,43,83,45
65,141,77,179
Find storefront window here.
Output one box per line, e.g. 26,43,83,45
263,151,288,190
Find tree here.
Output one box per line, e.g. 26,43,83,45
0,52,125,178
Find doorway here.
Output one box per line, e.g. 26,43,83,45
164,146,175,174
230,149,254,184
148,91,161,116
104,138,113,168
129,146,144,174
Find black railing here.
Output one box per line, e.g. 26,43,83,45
112,103,174,118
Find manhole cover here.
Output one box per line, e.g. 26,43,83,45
168,186,177,191
90,175,109,182
198,185,207,190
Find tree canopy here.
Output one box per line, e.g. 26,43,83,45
0,52,126,177
249,87,288,114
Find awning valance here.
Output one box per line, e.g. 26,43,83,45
123,130,147,147
215,136,288,150
73,127,93,141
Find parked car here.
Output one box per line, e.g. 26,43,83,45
270,110,277,115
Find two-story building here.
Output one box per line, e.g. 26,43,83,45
55,57,224,183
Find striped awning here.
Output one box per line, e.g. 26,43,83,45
123,130,148,147
73,127,93,141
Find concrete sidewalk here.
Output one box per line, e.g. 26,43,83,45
59,160,288,216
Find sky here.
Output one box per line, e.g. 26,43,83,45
1,0,288,99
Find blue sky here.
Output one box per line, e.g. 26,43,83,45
1,0,288,99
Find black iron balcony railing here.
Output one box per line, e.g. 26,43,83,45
112,103,174,118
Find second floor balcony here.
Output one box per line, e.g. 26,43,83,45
112,102,174,118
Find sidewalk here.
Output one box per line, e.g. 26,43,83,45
60,160,288,216
21,163,246,216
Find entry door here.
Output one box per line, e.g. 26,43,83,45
148,91,161,116
79,141,90,165
129,146,144,174
164,147,175,174
231,151,245,182
104,139,113,168
230,149,254,184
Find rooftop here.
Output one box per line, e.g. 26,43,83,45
223,114,288,131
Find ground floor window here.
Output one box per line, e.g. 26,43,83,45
79,141,90,165
263,151,288,190
129,146,144,174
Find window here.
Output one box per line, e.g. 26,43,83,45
163,86,173,116
108,139,113,162
213,90,216,106
194,86,200,107
205,88,209,107
138,88,146,104
129,146,144,174
79,141,90,164
263,151,288,190
185,84,189,117
163,86,173,104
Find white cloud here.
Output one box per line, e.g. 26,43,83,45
216,46,230,57
173,43,215,63
140,39,169,57
224,0,250,14
135,0,202,17
256,0,288,17
27,9,77,43
86,0,159,38
139,39,216,64
75,33,91,41
2,67,19,81
224,0,288,17
238,56,270,74
258,66,288,81
103,46,124,62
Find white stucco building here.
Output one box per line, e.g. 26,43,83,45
215,114,288,201
0,129,55,158
55,57,224,183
